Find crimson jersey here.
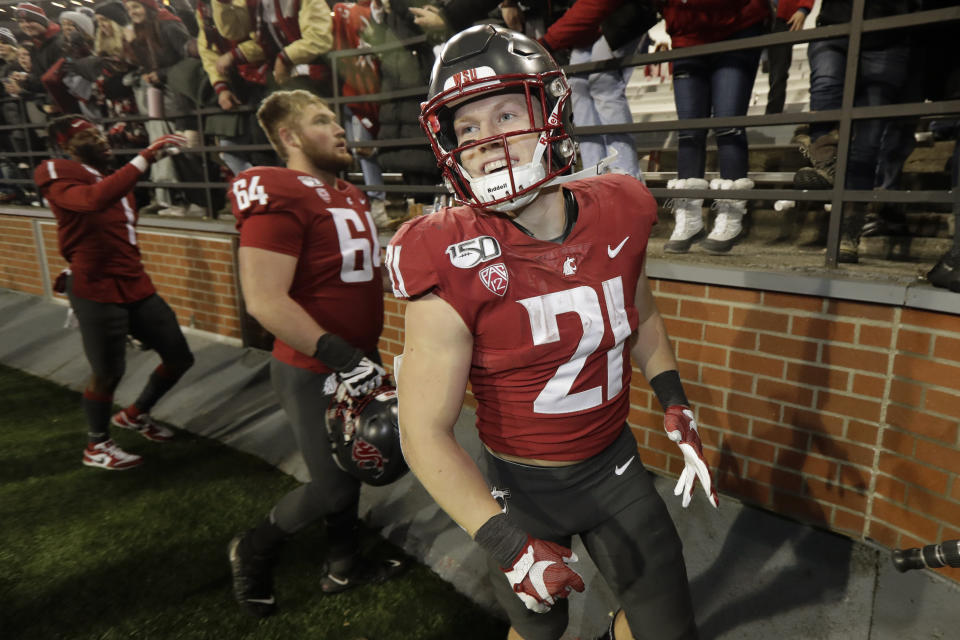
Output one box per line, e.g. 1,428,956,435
386,174,657,461
231,167,384,374
34,159,154,303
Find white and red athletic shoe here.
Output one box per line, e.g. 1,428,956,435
82,439,143,470
111,410,174,442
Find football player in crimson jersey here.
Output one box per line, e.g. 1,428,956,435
226,89,403,618
386,26,718,640
34,115,195,470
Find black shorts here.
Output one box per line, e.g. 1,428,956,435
482,426,697,640
67,276,191,384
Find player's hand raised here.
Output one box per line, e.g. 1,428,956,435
663,405,719,509
140,134,188,163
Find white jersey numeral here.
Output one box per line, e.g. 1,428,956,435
232,175,269,211
329,207,381,283
517,277,630,414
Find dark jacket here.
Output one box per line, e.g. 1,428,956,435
816,0,923,49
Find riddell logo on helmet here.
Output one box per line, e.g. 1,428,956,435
352,438,386,475
487,184,507,193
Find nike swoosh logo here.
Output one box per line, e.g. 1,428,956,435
246,596,275,605
607,236,629,258
615,456,635,476
326,574,350,586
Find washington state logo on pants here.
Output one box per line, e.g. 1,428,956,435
352,438,386,477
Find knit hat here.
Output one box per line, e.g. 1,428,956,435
14,2,48,26
94,0,130,26
131,0,160,11
0,27,17,46
60,11,95,39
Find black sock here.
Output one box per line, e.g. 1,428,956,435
133,364,182,414
82,390,113,444
324,504,360,573
244,513,289,558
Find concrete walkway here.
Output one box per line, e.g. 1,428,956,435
2,288,957,640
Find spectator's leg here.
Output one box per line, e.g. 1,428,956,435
587,35,642,178
133,84,176,209
765,18,791,115
807,38,847,142
344,106,389,227
671,55,710,180
569,44,605,171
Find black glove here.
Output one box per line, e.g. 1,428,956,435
314,333,385,397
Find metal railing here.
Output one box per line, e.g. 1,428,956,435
1,1,958,267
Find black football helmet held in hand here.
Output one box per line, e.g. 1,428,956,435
421,24,577,212
326,382,408,486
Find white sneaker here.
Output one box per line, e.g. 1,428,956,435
158,205,187,217
369,199,390,228
82,439,143,470
185,204,207,218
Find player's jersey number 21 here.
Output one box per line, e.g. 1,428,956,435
518,277,631,415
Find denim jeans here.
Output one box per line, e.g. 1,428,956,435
569,34,642,178
807,38,910,189
672,24,764,180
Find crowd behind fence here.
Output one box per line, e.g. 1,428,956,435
0,0,960,276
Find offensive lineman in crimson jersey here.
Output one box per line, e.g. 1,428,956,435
386,26,718,640
35,115,195,471
226,90,403,618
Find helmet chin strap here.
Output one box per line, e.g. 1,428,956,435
545,148,619,187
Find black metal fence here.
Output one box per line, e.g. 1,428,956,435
1,0,958,268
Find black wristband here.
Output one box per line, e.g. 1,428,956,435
474,513,528,569
312,333,364,372
649,370,689,412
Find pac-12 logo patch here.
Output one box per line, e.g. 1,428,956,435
479,263,509,296
446,235,501,268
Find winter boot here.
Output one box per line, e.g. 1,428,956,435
793,130,838,189
702,178,753,254
663,177,709,253
838,202,867,264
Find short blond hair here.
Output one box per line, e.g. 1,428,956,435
256,90,329,161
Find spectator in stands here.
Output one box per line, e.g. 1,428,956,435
196,0,262,177
764,0,813,115
539,0,660,180
41,10,97,117
332,0,390,228
14,2,65,110
660,0,770,255
34,116,194,470
363,0,441,193
90,2,149,151
793,0,916,263
0,27,28,204
124,0,205,217
212,0,334,95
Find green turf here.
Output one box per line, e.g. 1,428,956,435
0,364,508,640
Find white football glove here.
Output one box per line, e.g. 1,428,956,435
663,405,719,508
336,357,386,397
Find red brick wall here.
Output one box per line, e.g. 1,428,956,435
4,212,958,581
0,216,44,296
